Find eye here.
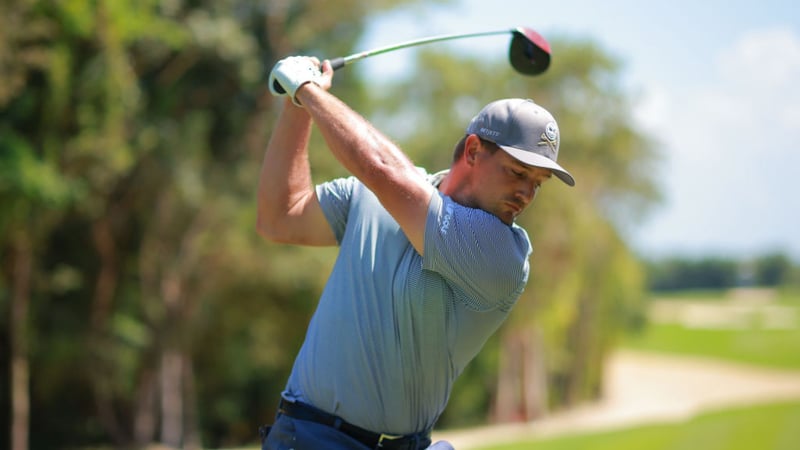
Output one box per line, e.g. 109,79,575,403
509,168,526,178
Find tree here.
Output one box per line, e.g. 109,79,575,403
646,257,739,291
1,2,82,449
1,0,431,447
753,252,792,287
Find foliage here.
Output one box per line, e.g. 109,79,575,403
646,257,740,291
0,0,424,447
751,252,795,286
645,252,799,292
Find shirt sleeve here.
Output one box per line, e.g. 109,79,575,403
423,192,532,312
316,176,358,244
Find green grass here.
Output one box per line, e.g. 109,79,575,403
623,323,800,370
475,401,800,450
622,290,800,370
471,290,800,450
650,289,737,301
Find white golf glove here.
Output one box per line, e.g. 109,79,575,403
268,56,322,106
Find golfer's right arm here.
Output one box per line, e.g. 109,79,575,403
256,97,336,246
292,61,434,255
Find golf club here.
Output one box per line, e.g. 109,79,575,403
272,26,550,94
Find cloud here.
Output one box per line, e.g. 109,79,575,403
713,28,800,152
634,27,800,258
718,28,800,92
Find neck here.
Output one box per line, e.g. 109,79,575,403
439,169,476,208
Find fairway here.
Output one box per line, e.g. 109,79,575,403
624,323,800,370
431,290,800,450
624,290,800,370
473,401,800,450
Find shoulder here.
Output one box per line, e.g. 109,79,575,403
431,192,531,256
424,193,531,310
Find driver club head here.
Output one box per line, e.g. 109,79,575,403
509,27,551,75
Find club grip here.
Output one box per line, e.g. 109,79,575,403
272,79,286,94
329,57,346,71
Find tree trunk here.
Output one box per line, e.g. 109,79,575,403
493,331,524,423
160,255,187,447
182,354,201,450
493,328,550,423
133,368,158,445
91,216,118,329
522,327,548,421
89,216,130,445
160,349,184,447
141,193,209,448
10,233,31,450
566,294,595,406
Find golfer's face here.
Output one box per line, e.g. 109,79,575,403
475,144,552,225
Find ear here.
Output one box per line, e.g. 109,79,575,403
463,134,482,166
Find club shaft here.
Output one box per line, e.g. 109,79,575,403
332,28,513,70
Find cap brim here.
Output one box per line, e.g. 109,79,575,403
500,146,575,186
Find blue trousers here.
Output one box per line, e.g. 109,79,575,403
260,413,448,450
262,414,373,450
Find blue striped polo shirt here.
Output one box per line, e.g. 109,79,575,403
283,171,532,435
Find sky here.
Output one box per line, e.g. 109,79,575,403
353,0,800,260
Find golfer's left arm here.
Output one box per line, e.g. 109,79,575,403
296,61,434,255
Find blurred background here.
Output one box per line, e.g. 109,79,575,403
1,0,798,449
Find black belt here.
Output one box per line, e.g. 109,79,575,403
278,399,430,450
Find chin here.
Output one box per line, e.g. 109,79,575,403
500,213,516,225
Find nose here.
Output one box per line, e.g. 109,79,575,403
516,180,538,204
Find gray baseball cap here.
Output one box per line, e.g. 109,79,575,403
466,98,575,186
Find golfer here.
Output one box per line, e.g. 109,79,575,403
258,56,574,450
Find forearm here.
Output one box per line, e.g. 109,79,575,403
256,99,317,241
296,83,433,253
296,84,419,192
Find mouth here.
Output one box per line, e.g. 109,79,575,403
498,203,522,223
505,200,524,215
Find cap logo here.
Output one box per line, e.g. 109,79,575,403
479,127,501,138
538,121,559,154
545,122,558,141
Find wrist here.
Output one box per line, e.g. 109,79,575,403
294,80,321,106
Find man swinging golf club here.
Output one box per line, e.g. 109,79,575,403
257,54,574,450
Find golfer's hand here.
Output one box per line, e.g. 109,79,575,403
268,56,324,106
313,59,334,91
293,58,334,102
